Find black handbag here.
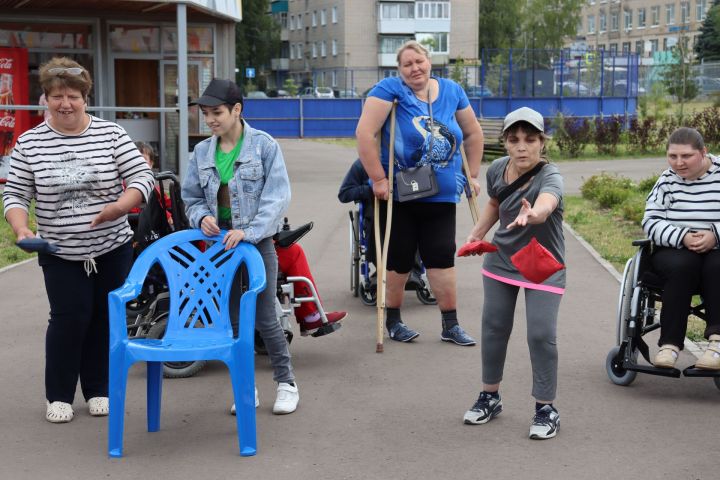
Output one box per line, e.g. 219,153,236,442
395,88,439,202
396,164,438,202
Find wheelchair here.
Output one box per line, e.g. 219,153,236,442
606,239,720,390
348,202,436,307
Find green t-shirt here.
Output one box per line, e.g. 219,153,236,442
215,137,244,223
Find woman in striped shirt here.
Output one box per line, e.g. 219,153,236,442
642,127,720,370
2,57,154,423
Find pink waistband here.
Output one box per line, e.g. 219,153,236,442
481,269,565,295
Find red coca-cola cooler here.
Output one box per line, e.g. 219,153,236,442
0,47,30,184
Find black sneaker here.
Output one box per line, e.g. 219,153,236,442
529,405,560,439
463,392,502,425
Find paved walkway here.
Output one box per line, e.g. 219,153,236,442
0,142,715,480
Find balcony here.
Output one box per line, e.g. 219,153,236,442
378,53,397,67
415,18,450,33
271,58,289,71
378,18,415,34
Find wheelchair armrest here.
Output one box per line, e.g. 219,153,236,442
632,239,652,247
274,221,314,248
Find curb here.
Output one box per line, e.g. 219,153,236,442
0,257,35,276
562,221,701,359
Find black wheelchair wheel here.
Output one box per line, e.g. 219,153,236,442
416,287,437,305
350,210,360,297
359,282,377,306
606,346,638,386
146,314,207,378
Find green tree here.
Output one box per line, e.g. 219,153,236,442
235,0,280,89
662,37,699,120
695,2,720,61
450,57,468,89
283,78,298,97
478,0,523,51
523,0,585,51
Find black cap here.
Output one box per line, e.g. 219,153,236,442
190,78,243,107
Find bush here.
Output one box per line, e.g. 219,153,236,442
628,116,662,153
552,115,592,158
617,197,645,224
593,115,623,155
686,106,720,148
581,172,634,203
638,174,660,194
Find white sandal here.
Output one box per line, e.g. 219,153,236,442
88,397,109,416
46,401,74,423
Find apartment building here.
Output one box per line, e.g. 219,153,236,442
270,0,478,94
573,0,710,59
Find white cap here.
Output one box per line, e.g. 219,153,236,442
502,107,544,133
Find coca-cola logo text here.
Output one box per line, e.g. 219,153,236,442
0,115,16,128
0,58,13,70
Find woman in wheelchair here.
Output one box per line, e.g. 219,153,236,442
642,127,720,370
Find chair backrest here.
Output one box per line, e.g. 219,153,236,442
127,229,265,340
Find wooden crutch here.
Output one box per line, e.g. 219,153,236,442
373,100,397,353
460,145,481,224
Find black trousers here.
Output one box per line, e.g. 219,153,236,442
651,247,720,349
39,242,133,403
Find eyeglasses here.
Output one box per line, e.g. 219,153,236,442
48,67,84,76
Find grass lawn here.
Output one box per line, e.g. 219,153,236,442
564,195,706,341
0,199,36,270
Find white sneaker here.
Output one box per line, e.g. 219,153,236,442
87,397,109,416
230,386,259,415
272,382,299,415
46,401,74,423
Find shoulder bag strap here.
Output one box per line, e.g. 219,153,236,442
496,161,546,205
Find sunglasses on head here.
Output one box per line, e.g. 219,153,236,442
48,67,84,76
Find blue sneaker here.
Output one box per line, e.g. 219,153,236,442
387,322,420,342
441,325,476,346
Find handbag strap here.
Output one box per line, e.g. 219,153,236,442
497,161,546,204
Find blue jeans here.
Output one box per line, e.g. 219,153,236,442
230,237,294,384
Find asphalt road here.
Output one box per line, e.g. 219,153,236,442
0,141,715,480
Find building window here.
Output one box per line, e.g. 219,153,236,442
297,13,303,28
416,1,450,19
650,39,659,52
636,40,644,54
697,0,708,21
289,15,294,30
610,12,619,32
332,6,338,23
380,2,415,20
277,12,288,29
666,4,675,25
681,2,690,23
320,71,326,86
380,35,414,54
663,38,669,51
332,39,337,56
638,8,646,28
290,43,295,60
312,11,317,27
321,8,326,26
331,70,337,87
651,6,660,26
624,10,632,30
321,40,326,57
588,15,596,34
622,42,631,53
599,12,607,32
312,42,317,58
415,32,448,53
609,43,618,54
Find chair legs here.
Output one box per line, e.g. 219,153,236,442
147,361,163,432
228,362,257,456
108,357,130,458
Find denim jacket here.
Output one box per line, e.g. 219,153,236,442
181,121,291,244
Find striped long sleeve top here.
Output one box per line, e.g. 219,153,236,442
642,154,720,248
2,116,155,261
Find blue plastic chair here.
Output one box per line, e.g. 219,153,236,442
107,229,266,458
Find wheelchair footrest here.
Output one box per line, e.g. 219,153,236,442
683,366,720,378
626,364,682,378
311,322,342,338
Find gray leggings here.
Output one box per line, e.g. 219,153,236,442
481,276,562,401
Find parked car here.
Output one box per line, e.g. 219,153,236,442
299,86,334,98
612,79,646,95
464,85,493,98
336,89,360,98
245,91,268,99
559,82,598,96
266,89,293,98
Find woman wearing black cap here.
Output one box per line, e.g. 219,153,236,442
461,107,565,440
181,78,299,414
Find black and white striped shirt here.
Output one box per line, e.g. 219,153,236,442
642,154,720,248
2,116,155,261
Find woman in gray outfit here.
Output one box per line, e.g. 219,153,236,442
461,107,565,440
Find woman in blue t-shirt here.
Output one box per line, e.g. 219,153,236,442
355,40,484,345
